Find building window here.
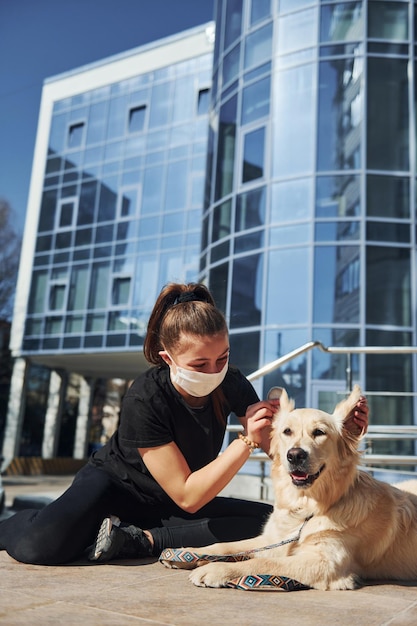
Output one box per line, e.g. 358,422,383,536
67,122,85,148
112,277,131,306
241,77,270,125
129,105,146,132
57,198,77,229
250,0,270,26
197,88,210,115
49,283,67,311
242,127,265,182
119,187,139,218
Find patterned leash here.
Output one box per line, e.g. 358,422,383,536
159,515,312,592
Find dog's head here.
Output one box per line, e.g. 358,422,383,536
270,385,363,493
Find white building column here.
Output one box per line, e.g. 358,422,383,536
73,377,92,459
1,357,27,469
42,370,66,458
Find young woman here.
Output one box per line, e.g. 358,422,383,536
0,283,368,565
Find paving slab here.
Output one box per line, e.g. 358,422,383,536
1,476,417,625
1,551,417,625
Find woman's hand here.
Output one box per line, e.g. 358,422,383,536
345,395,369,436
241,399,279,453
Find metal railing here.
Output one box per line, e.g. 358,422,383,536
228,342,417,488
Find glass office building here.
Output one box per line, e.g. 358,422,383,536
201,0,417,426
3,2,417,464
3,24,215,461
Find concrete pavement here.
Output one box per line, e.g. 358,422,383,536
1,475,417,625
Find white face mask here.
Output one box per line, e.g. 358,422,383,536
167,354,229,397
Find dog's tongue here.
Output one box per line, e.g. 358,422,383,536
291,471,308,479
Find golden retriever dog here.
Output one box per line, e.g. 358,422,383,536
164,386,417,590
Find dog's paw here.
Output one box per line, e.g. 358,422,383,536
330,574,361,591
189,563,232,588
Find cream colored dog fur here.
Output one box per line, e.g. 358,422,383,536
173,386,417,590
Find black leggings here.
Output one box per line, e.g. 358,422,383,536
0,464,272,565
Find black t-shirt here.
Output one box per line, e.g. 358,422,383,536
90,365,259,504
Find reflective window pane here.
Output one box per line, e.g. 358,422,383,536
129,105,146,132
39,190,57,231
312,327,360,381
271,178,312,222
208,262,229,312
230,253,263,328
106,95,128,140
112,277,131,306
224,0,243,49
197,88,210,115
270,223,310,245
241,76,270,125
59,200,75,227
97,181,117,222
68,265,89,310
149,83,172,128
222,44,240,86
120,188,138,217
212,199,232,242
172,76,194,123
236,187,266,231
234,231,264,253
263,328,308,407
320,2,364,43
89,263,110,308
366,330,412,393
142,165,165,214
315,221,360,242
49,113,67,153
279,0,315,12
68,122,85,149
367,175,409,218
244,23,272,70
272,64,315,176
317,57,363,171
316,175,361,217
49,284,66,310
367,247,411,326
86,101,107,144
250,0,270,25
366,221,410,243
314,246,360,323
368,1,408,40
367,58,409,171
215,96,237,200
165,161,188,211
278,8,317,54
266,248,309,324
242,127,265,182
77,181,98,226
230,331,260,376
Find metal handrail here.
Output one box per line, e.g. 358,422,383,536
229,342,417,480
247,341,417,383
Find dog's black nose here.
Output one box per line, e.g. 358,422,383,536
287,447,308,464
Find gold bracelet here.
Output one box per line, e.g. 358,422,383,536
238,432,260,451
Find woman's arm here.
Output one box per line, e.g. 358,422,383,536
139,400,274,514
139,437,252,514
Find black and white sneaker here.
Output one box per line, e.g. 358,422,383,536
88,515,152,562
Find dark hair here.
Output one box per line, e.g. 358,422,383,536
144,283,228,365
144,283,228,424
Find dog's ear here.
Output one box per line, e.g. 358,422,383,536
275,387,294,414
269,388,294,460
332,384,363,434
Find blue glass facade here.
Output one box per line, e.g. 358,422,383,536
202,0,416,427
4,7,417,463
24,50,212,357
